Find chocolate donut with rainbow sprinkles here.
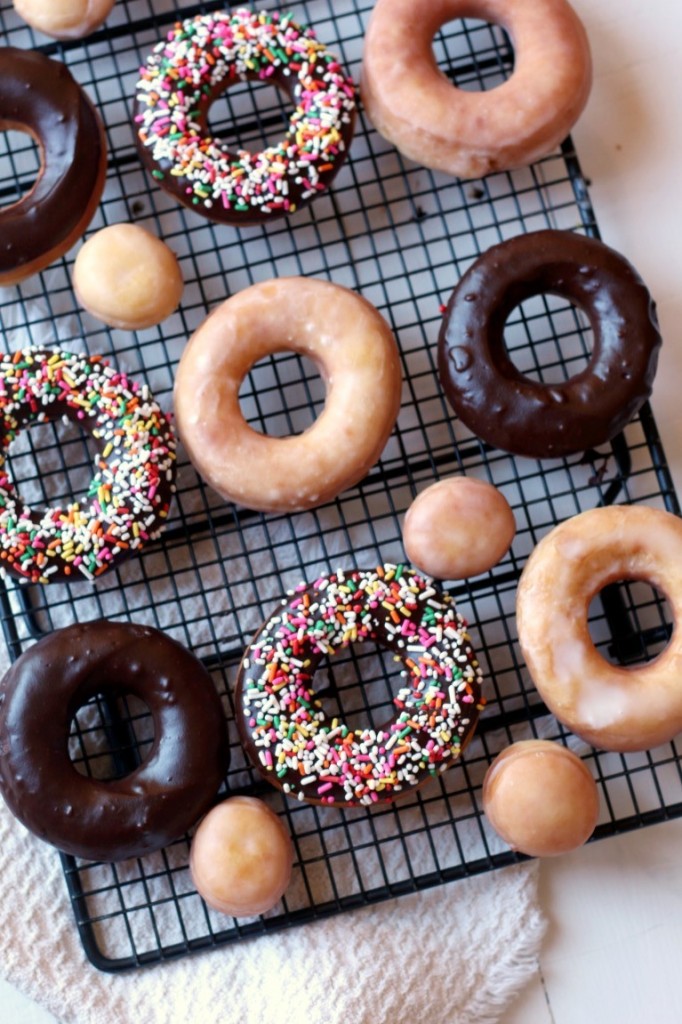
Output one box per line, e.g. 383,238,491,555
134,8,357,225
0,347,176,584
236,565,485,808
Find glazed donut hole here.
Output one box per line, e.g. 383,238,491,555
403,476,516,580
190,797,294,918
73,224,184,331
13,0,115,40
482,740,600,857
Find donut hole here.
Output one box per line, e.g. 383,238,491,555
206,78,292,156
69,693,154,781
314,641,410,736
503,294,594,384
588,580,673,666
433,18,511,92
0,128,41,208
5,417,102,510
239,352,325,437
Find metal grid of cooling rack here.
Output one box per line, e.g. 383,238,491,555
1,0,681,974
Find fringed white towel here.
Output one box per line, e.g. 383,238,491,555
0,788,544,1024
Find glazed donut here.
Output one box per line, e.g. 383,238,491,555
0,48,107,286
0,347,176,584
0,620,229,862
13,0,115,39
516,505,682,752
174,278,401,513
438,230,662,459
134,9,356,226
236,565,484,807
361,0,591,179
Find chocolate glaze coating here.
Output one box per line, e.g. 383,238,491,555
437,230,662,459
0,621,229,862
0,48,106,284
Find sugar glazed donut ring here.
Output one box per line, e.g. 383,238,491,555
361,0,591,179
0,348,176,584
134,9,356,225
174,278,401,513
438,231,662,459
0,621,229,861
517,505,682,752
236,565,484,807
0,48,107,286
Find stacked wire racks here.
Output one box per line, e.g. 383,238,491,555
0,0,680,972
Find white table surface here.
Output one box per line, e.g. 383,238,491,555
3,0,682,1021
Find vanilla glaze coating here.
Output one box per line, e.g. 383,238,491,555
517,506,682,751
361,0,592,179
174,277,401,513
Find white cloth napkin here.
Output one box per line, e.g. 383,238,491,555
0,786,544,1024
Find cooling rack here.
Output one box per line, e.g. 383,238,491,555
1,0,681,974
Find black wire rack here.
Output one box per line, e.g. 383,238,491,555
1,0,681,974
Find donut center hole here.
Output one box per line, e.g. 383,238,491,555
5,417,102,511
433,18,512,92
69,693,154,781
504,294,594,385
0,128,41,209
239,352,325,437
313,641,410,735
588,580,673,667
207,79,292,156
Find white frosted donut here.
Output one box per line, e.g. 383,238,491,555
516,505,682,752
361,0,592,178
174,278,402,513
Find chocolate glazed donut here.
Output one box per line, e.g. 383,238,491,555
437,230,662,459
0,621,228,862
0,48,107,286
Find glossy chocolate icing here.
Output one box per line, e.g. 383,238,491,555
0,48,105,282
437,230,662,459
0,621,228,862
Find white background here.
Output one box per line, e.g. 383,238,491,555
3,0,682,1020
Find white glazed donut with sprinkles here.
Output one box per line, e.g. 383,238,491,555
134,8,357,225
0,347,176,584
236,565,485,807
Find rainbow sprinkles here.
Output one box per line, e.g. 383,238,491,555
236,566,485,807
0,347,176,585
134,8,357,224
